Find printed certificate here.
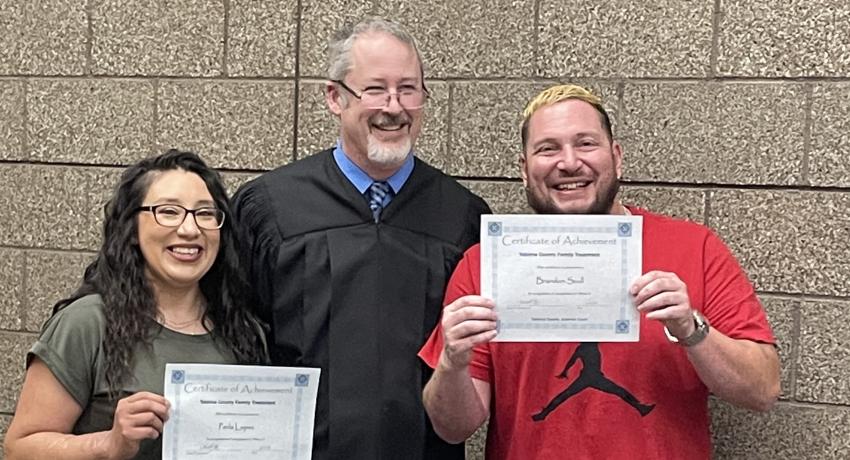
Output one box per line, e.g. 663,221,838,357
482,214,642,342
162,363,320,460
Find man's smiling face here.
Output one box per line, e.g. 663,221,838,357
328,31,424,176
521,99,623,215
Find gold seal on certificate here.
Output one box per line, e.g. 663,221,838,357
482,214,643,342
162,363,320,460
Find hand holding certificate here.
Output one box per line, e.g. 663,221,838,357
162,364,320,460
482,214,643,342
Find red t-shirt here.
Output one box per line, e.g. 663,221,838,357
419,208,775,460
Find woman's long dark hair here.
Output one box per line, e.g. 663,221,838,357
52,149,266,396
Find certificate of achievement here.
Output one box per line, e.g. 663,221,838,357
162,363,320,460
482,214,643,342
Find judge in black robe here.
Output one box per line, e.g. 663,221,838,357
233,147,491,460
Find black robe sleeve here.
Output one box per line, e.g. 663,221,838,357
233,149,491,460
232,177,281,327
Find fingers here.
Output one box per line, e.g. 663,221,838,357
630,271,685,305
631,271,693,324
440,296,498,370
639,291,689,318
113,392,170,441
444,295,496,314
116,413,164,440
120,392,170,421
446,321,498,351
442,296,497,331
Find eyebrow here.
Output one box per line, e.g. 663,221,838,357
531,137,559,147
150,197,216,207
573,131,604,138
532,131,603,144
362,77,421,86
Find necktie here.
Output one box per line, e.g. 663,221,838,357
368,181,391,222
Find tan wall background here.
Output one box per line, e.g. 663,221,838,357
2,1,850,458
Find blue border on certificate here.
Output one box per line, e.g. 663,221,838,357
487,222,635,333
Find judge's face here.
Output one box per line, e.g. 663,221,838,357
521,99,622,215
327,32,424,174
137,169,221,292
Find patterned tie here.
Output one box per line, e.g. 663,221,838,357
368,181,391,222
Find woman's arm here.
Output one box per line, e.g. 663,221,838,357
4,358,169,460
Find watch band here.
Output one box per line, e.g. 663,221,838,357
664,310,710,347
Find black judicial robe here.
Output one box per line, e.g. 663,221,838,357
233,148,491,460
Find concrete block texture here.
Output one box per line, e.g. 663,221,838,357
298,0,374,78
451,81,618,178
619,186,706,224
373,0,535,78
222,172,260,197
296,80,449,168
621,82,807,185
157,80,294,170
709,190,850,297
299,0,535,78
409,81,450,172
810,83,850,186
0,165,119,251
718,0,850,77
797,299,850,405
711,400,850,459
0,249,24,331
227,0,298,77
28,79,155,165
24,251,92,332
465,424,487,460
295,82,337,160
760,296,800,399
460,181,530,214
451,82,547,178
0,81,24,160
91,0,224,76
538,0,713,78
0,332,35,413
0,414,10,458
0,0,87,75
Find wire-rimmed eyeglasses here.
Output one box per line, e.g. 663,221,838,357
137,204,225,230
332,80,430,110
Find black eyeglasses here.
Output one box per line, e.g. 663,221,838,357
332,80,430,109
137,204,225,230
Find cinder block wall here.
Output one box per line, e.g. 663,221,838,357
1,1,849,458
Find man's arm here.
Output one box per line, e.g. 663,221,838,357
422,295,497,444
631,271,780,411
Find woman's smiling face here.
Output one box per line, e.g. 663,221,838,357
137,169,221,292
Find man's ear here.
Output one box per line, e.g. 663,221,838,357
326,81,344,116
612,141,624,180
519,153,529,188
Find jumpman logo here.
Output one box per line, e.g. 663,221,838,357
531,342,655,421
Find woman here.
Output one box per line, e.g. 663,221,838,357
4,150,266,460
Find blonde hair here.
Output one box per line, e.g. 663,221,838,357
520,84,612,149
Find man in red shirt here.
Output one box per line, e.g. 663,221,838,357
419,84,781,459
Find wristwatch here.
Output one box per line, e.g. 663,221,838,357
664,310,710,347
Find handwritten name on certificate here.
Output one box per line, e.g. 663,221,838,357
482,214,643,342
162,363,320,460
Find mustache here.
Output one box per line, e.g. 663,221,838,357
370,113,411,128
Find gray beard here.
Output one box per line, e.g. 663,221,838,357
367,134,411,168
